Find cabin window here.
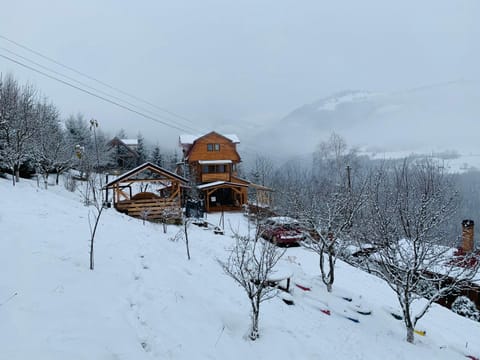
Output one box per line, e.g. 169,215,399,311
201,164,228,173
207,143,220,151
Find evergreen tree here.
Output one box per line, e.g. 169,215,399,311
136,132,147,165
150,145,164,167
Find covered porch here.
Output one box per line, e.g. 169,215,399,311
198,181,248,212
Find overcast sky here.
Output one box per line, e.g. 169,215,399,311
0,0,478,149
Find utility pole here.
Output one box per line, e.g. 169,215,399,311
346,165,351,191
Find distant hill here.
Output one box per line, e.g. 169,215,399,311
246,80,480,159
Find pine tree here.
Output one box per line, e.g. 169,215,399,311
150,145,163,167
136,132,147,165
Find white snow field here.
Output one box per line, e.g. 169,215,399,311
1,176,479,360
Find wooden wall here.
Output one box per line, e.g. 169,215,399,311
187,133,241,163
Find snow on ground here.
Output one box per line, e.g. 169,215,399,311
1,176,480,359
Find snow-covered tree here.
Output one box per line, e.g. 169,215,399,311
150,144,164,168
219,232,285,340
451,296,480,322
0,74,20,178
249,154,274,187
65,114,95,178
136,132,147,165
302,177,366,292
364,157,479,343
0,76,39,185
31,100,73,188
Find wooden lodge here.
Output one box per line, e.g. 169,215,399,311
108,137,140,170
104,162,188,222
179,131,252,212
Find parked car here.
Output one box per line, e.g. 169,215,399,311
260,217,305,246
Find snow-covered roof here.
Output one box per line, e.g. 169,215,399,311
179,133,240,144
120,139,138,146
197,181,249,190
104,162,188,188
198,160,233,165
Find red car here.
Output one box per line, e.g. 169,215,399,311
260,217,305,246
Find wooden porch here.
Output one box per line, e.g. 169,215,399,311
197,181,248,213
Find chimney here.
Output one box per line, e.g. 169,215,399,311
461,219,474,253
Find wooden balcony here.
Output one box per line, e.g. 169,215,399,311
201,173,230,182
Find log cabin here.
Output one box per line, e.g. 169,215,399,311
179,131,250,212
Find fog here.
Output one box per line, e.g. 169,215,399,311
0,0,478,153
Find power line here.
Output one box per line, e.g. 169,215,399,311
0,46,201,134
0,33,199,128
0,34,278,160
0,52,194,133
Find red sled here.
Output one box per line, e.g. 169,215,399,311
295,284,311,291
320,309,331,315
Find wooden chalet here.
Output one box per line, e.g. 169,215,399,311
104,162,188,222
108,137,140,169
179,131,250,212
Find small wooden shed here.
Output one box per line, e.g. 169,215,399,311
104,162,188,222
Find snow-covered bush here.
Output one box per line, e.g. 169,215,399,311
451,296,480,322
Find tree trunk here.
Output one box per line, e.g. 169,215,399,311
89,206,104,270
250,303,260,340
327,251,335,292
406,326,414,344
15,167,20,183
320,250,334,293
402,294,415,344
326,282,333,293
184,221,191,260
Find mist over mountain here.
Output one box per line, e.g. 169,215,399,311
244,80,480,160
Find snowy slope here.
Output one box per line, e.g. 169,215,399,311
1,177,480,359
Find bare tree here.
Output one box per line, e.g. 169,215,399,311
364,158,480,343
298,132,366,292
250,154,274,187
77,119,106,271
302,180,365,292
169,217,192,260
219,232,285,340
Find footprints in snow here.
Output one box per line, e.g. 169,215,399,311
128,254,154,352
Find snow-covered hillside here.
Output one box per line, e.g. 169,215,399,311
1,177,480,359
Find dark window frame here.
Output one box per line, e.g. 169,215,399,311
207,143,220,152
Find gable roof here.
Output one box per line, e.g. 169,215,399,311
105,162,188,188
120,138,138,146
179,132,240,145
197,181,249,190
108,137,139,157
180,131,242,161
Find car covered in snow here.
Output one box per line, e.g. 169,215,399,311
260,217,305,246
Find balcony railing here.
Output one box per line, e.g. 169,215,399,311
201,173,230,182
